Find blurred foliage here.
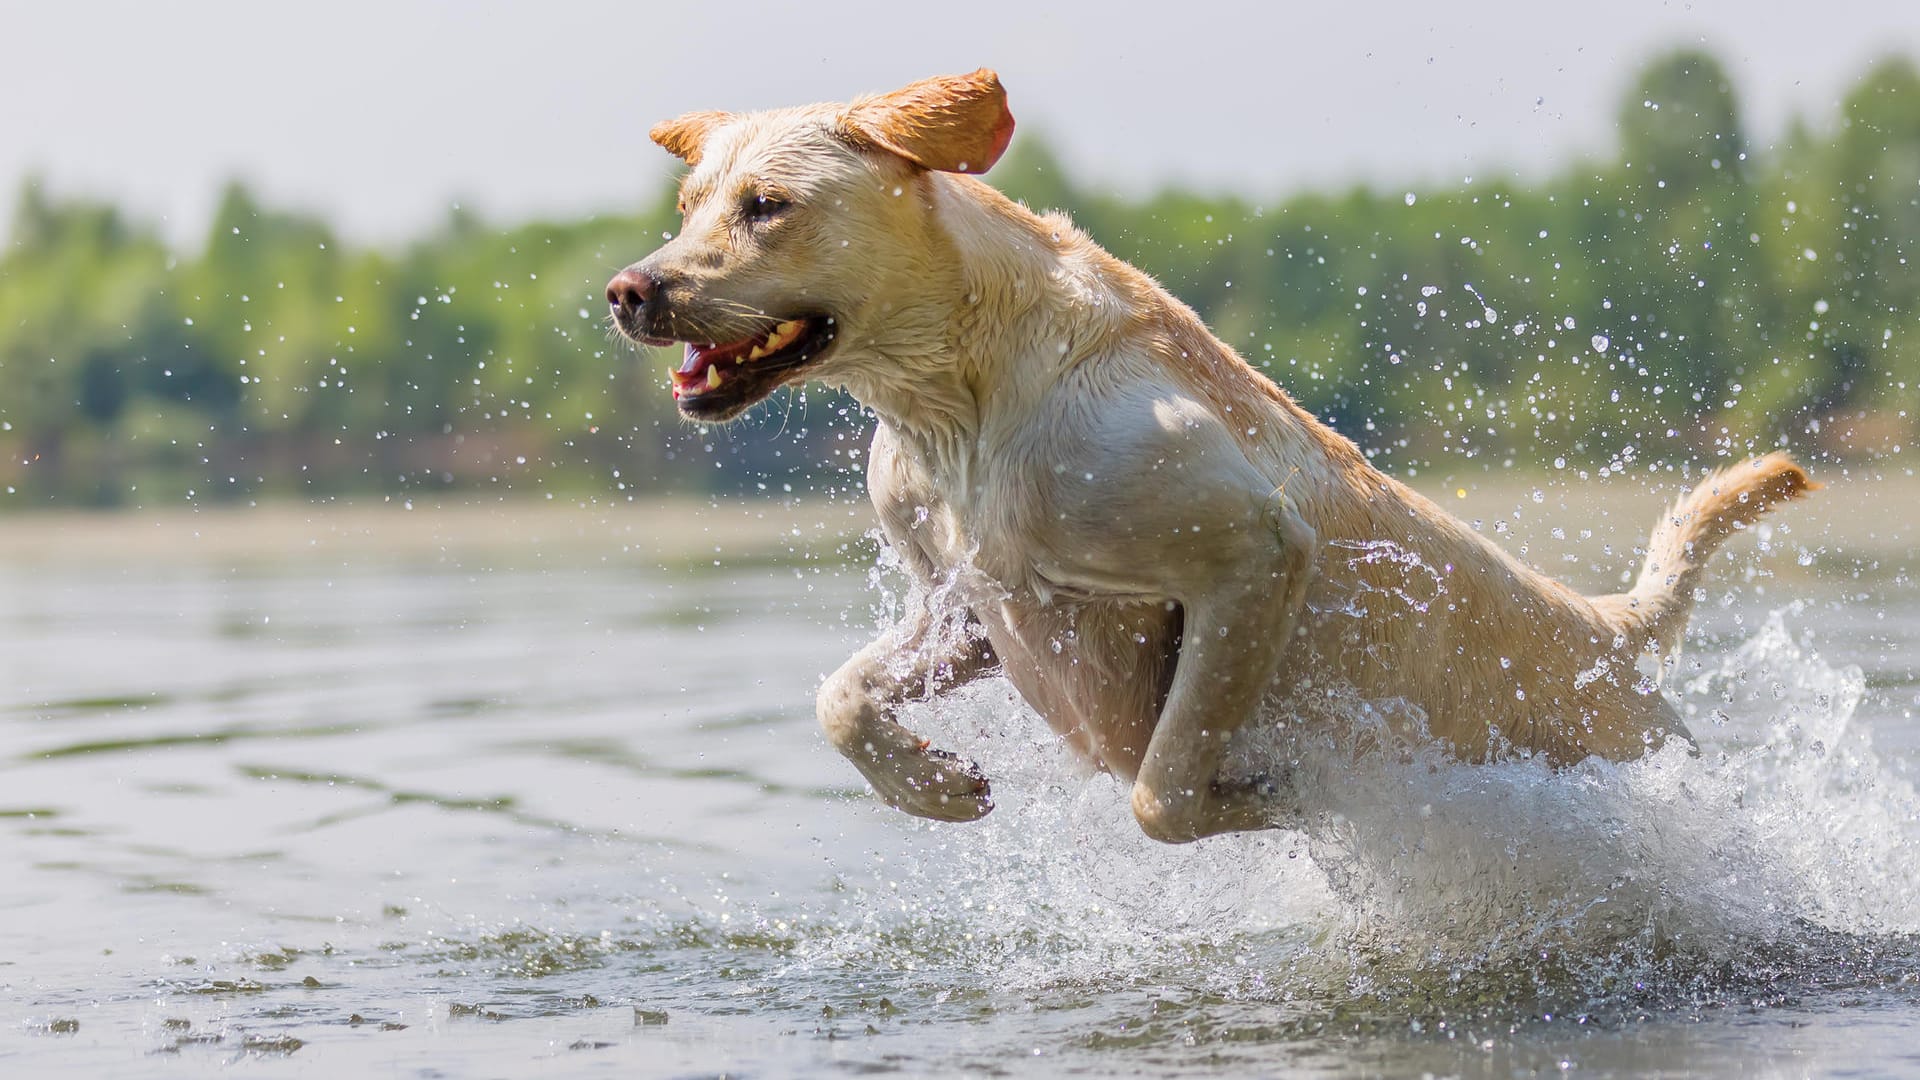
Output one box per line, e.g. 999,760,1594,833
1,49,1915,507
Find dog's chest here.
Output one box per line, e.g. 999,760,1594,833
893,449,1064,603
902,487,1175,774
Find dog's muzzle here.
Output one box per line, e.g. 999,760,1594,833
606,267,674,346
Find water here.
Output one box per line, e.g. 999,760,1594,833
2,497,1918,1077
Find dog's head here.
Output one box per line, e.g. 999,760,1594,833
607,70,1015,421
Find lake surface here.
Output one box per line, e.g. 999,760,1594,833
2,493,1917,1078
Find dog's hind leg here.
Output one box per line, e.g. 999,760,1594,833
1129,492,1319,843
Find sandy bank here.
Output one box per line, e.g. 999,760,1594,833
0,461,1908,591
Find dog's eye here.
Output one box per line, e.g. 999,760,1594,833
744,193,790,223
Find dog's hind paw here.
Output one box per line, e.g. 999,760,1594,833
870,746,994,823
1211,774,1302,833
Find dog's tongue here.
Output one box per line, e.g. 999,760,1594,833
669,320,815,396
670,338,754,395
678,338,754,374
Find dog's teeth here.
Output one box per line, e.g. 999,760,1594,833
706,366,723,389
764,328,782,348
778,319,803,337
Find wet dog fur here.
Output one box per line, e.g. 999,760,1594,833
607,70,1817,842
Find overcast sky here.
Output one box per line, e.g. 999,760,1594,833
3,0,1916,248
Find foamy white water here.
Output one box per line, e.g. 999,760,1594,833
760,550,1920,1055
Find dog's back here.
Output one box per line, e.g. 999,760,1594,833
1012,205,1815,762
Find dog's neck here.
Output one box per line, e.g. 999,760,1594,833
837,173,1146,460
839,172,1384,529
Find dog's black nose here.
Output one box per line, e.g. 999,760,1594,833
606,267,660,321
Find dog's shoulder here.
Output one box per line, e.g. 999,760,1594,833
865,423,935,521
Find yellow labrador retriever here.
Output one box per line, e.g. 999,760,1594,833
606,70,1816,842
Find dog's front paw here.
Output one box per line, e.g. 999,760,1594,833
869,745,994,822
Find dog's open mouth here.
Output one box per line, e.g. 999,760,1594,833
668,316,837,420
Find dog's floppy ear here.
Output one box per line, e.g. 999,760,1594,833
840,69,1015,174
650,110,733,167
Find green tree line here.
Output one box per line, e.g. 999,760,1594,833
1,49,1914,507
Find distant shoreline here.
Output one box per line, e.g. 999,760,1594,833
0,494,879,570
0,465,1908,590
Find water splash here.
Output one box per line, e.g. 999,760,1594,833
1312,538,1448,617
785,608,1920,1019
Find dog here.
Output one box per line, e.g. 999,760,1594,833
606,70,1817,843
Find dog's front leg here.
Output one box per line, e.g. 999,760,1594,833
1130,496,1318,843
818,617,997,822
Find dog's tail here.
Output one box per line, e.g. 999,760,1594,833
1591,452,1819,657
